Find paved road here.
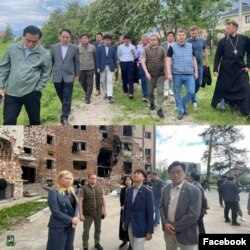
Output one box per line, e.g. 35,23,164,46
0,189,249,250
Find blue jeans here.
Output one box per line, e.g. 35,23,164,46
191,65,203,103
154,196,161,225
138,64,148,98
173,74,195,114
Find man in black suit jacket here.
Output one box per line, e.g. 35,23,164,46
220,176,241,226
51,29,79,125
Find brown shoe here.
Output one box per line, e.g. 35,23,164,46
95,90,101,96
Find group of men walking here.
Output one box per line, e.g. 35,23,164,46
0,21,250,125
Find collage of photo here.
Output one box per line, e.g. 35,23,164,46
0,0,250,250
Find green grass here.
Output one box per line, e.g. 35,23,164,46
1,42,250,125
0,199,48,235
113,81,165,125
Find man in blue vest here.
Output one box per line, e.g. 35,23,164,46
167,29,198,120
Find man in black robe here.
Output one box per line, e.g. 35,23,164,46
211,21,250,117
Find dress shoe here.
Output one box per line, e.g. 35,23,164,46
231,222,241,226
94,243,103,250
108,96,114,103
61,118,69,125
177,112,184,120
149,103,155,110
225,219,231,223
157,109,164,119
83,248,88,250
86,98,90,104
119,241,127,249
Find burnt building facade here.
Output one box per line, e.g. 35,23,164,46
22,125,156,184
0,127,24,200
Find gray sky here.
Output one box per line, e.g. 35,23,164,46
156,126,250,173
0,0,90,35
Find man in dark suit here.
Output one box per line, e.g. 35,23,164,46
94,32,103,96
160,161,201,250
51,29,79,125
219,176,241,226
122,169,154,250
96,34,117,103
217,175,227,207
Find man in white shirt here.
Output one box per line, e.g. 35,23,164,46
117,35,136,99
160,161,201,250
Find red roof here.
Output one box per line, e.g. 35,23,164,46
0,31,6,37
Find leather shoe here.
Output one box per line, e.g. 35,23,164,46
119,241,127,249
157,109,164,119
149,103,155,110
95,243,103,250
61,118,69,125
231,222,241,226
225,219,231,223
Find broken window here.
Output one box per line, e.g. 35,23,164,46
124,143,132,151
145,132,151,139
97,167,111,177
145,164,152,172
73,161,87,170
123,126,132,136
72,142,86,153
22,166,36,183
46,159,54,169
97,148,113,167
23,147,32,154
145,148,151,155
99,126,106,130
47,135,54,145
123,162,132,175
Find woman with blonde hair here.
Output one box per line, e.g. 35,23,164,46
46,170,78,250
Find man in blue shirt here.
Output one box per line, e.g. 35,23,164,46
187,26,208,108
117,35,136,99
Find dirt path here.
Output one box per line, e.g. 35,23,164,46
70,84,202,125
70,92,120,125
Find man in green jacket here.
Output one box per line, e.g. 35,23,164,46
0,25,51,125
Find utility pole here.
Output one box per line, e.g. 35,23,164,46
239,0,242,34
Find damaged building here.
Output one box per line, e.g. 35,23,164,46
22,125,156,185
0,127,24,200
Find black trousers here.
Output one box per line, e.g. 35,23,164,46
54,80,74,119
80,69,94,99
197,215,206,234
95,69,101,91
218,190,223,206
224,201,238,223
3,91,41,125
120,61,134,95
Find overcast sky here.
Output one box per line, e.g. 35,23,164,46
156,126,250,173
0,0,249,35
0,0,90,35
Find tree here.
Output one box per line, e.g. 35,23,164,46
199,126,247,181
2,25,14,43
